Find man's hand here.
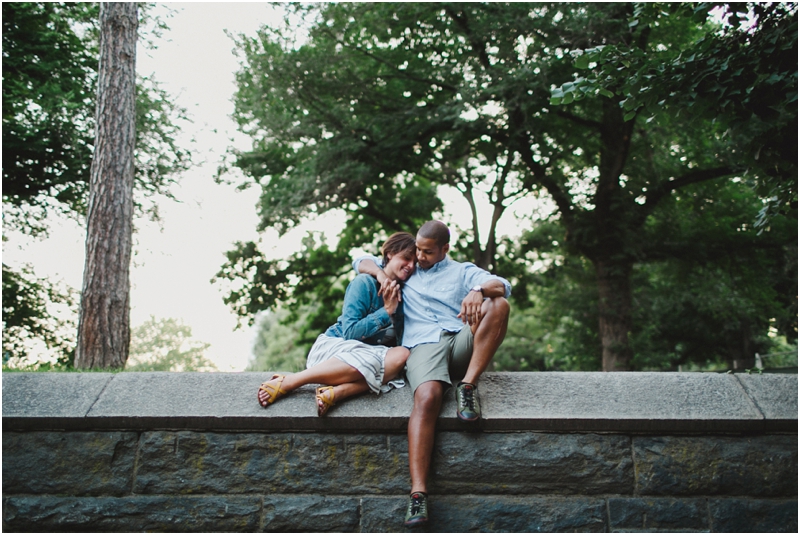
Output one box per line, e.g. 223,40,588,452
383,280,401,315
458,290,485,327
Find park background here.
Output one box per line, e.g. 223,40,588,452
3,2,797,374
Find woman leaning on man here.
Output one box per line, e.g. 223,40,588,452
257,232,417,415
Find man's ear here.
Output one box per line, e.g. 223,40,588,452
442,243,450,255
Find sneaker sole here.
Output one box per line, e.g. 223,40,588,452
404,518,428,527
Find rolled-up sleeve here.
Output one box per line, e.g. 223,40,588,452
352,254,382,274
463,263,512,298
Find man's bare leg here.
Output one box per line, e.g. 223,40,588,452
408,380,444,494
462,297,510,386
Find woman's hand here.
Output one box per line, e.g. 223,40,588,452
383,280,401,315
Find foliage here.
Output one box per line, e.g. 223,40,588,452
126,316,216,372
493,177,797,372
247,308,314,372
2,264,78,369
224,2,795,370
551,2,798,229
2,1,191,237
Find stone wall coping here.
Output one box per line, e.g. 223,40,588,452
2,371,796,433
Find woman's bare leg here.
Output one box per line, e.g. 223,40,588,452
258,357,363,406
259,346,410,407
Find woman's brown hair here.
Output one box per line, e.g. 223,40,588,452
381,232,416,265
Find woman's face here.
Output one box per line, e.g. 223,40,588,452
384,250,416,282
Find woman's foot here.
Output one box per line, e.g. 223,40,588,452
258,374,288,407
316,386,335,416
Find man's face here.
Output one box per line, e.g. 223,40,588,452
415,235,448,270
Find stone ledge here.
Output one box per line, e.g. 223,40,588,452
2,371,796,434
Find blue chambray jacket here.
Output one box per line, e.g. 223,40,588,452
324,273,404,347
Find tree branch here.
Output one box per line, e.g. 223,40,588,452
636,166,736,224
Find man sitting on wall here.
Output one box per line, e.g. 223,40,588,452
354,220,511,527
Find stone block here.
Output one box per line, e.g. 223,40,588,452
2,495,261,532
430,432,634,495
262,495,360,532
86,372,415,431
481,372,766,433
634,435,798,496
133,431,409,495
736,374,799,430
2,372,113,428
2,431,137,496
360,495,607,532
607,497,708,531
709,499,798,533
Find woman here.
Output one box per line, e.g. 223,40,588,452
257,232,416,416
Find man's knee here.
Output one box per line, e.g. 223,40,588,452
414,381,444,412
481,296,510,328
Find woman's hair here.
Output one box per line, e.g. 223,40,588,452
381,232,416,265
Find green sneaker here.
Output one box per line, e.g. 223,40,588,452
404,491,428,527
456,382,481,421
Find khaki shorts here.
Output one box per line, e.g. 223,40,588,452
406,328,474,393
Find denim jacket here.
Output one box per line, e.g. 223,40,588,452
324,274,404,347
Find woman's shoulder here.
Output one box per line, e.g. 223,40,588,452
347,273,380,295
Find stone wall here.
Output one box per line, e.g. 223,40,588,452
3,372,797,532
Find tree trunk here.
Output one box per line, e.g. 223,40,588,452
75,3,137,369
595,259,633,371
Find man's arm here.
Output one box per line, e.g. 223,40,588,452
354,256,398,297
458,279,509,328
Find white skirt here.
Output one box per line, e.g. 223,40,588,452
306,334,404,394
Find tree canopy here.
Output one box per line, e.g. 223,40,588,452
2,1,191,236
222,2,796,371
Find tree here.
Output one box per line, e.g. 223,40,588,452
75,2,138,369
224,3,775,370
554,3,797,228
2,2,190,368
2,2,189,236
126,316,215,372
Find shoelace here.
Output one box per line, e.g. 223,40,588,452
459,385,476,410
409,493,427,516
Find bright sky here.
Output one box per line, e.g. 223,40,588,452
3,2,538,371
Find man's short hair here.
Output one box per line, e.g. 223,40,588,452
418,220,450,247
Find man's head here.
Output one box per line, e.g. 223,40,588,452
415,220,450,269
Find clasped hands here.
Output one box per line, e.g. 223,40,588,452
377,273,402,316
378,271,485,327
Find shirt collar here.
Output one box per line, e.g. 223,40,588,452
417,255,450,274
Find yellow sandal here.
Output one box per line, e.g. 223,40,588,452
258,374,288,407
316,386,335,417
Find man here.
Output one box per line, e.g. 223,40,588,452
354,220,511,527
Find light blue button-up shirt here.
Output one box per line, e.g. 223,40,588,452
354,255,511,348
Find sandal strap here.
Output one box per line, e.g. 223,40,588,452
316,386,335,408
259,374,287,404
